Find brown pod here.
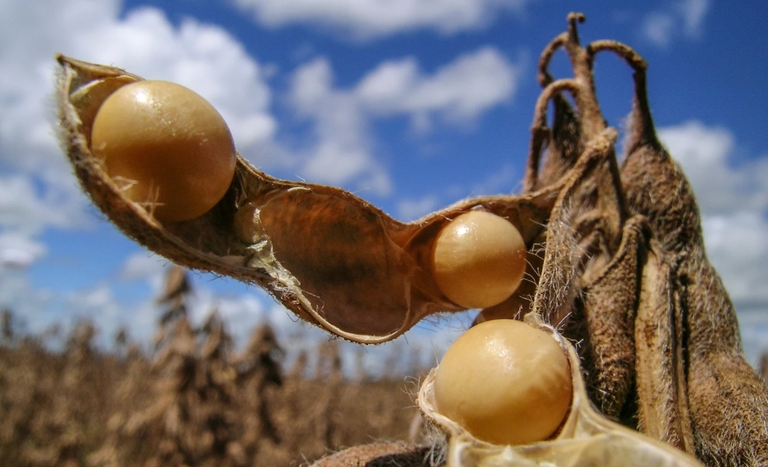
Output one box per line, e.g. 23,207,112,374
568,216,649,420
55,55,561,344
523,28,583,193
589,39,768,463
522,21,644,427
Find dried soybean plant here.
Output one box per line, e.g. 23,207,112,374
94,267,248,467
235,323,283,455
54,13,768,467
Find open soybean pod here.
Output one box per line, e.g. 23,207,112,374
55,55,559,344
418,315,704,467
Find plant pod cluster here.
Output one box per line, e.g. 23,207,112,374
55,13,768,467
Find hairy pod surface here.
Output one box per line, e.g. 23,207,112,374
619,59,768,464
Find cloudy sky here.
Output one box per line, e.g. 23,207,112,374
1,0,767,374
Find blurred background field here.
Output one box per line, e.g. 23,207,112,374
0,267,426,467
3,267,768,467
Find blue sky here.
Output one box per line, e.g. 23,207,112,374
2,0,768,374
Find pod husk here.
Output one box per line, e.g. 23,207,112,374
614,44,768,464
55,55,562,344
417,314,703,467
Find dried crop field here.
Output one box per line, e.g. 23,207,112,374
4,303,768,467
0,275,422,467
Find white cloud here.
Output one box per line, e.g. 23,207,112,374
397,195,440,221
113,252,280,349
658,121,768,364
0,269,53,333
289,48,519,195
0,0,517,359
0,232,47,269
0,0,519,237
51,257,275,349
642,13,676,47
703,213,768,307
118,251,172,290
677,0,709,36
184,285,267,345
289,58,392,195
68,282,123,322
0,174,89,233
0,172,89,275
356,47,519,129
0,0,283,336
735,309,768,367
0,0,538,370
658,121,768,215
233,0,532,39
641,0,710,47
